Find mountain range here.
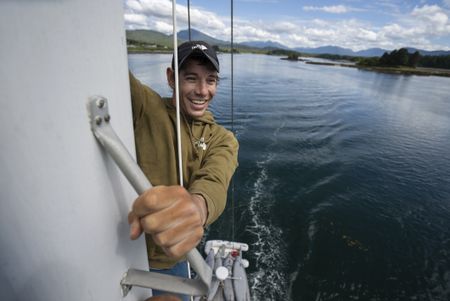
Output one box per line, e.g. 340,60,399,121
126,28,450,57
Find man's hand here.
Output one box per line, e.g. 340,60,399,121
128,185,208,258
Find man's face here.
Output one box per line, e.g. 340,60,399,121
169,58,218,118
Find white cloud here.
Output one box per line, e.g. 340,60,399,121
299,20,379,50
154,20,173,34
124,13,148,28
356,28,378,42
269,21,298,34
234,22,279,42
126,0,143,12
411,5,450,33
264,18,382,50
123,0,227,37
188,7,226,31
127,0,172,18
375,5,450,50
304,27,336,39
123,1,450,51
303,5,350,14
287,34,315,48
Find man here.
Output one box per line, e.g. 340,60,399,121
127,41,239,299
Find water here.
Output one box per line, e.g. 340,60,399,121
128,53,450,301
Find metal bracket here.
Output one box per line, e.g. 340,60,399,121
87,96,212,297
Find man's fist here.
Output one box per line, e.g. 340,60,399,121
128,185,207,258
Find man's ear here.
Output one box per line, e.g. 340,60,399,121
166,67,175,89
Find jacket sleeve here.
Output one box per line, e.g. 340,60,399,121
129,71,160,129
188,129,239,226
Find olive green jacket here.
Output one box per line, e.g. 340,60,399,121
129,73,239,268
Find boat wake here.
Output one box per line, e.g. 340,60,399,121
245,122,289,301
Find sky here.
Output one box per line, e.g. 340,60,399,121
123,0,450,51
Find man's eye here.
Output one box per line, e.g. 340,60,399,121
207,78,217,85
185,76,197,82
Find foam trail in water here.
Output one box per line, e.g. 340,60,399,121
246,122,289,300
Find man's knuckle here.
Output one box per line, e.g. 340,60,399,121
153,233,167,246
145,192,158,208
184,203,197,215
140,216,156,232
165,245,182,258
188,210,203,226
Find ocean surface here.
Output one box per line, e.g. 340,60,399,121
128,53,450,301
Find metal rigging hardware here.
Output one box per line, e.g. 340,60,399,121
87,96,212,297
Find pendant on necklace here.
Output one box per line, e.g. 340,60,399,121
195,137,207,150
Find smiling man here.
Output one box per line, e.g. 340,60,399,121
128,41,239,300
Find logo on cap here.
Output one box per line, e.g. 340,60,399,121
192,44,208,51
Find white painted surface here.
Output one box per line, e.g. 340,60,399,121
0,1,149,300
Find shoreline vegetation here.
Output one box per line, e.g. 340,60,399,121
304,61,450,77
127,41,450,78
273,48,450,77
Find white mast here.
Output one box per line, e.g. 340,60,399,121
0,1,148,300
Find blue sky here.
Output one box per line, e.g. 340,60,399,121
124,0,450,50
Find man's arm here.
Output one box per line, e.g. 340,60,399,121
129,71,161,129
189,130,239,225
127,130,238,259
129,72,209,259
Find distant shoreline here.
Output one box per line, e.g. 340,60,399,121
304,61,450,77
126,50,450,78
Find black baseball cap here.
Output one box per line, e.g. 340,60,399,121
172,40,220,72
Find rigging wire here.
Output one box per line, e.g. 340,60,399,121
172,0,193,284
187,0,191,41
230,0,236,242
172,0,184,188
184,0,237,242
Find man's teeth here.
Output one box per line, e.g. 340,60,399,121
191,99,206,104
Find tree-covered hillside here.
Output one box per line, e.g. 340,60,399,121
358,48,450,70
